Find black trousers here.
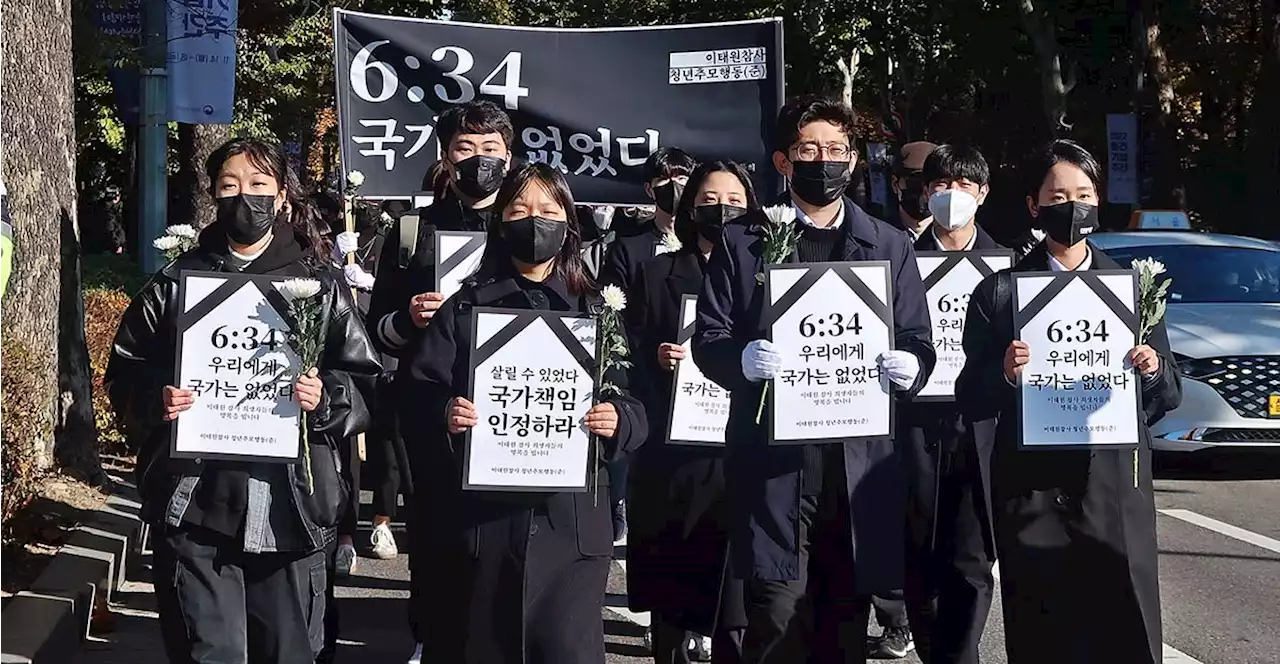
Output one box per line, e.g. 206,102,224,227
870,591,909,630
651,612,744,664
904,443,994,664
316,540,340,664
369,422,403,519
153,525,327,664
740,453,872,664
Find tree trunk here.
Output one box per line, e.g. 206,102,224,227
1247,0,1280,239
1138,1,1185,208
1,0,103,481
1014,0,1076,138
172,124,232,230
835,49,861,111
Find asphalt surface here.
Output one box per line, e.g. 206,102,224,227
76,454,1280,664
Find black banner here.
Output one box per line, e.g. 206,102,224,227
333,11,785,202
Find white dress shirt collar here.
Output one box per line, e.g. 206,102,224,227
1049,246,1093,272
792,198,844,229
932,226,977,251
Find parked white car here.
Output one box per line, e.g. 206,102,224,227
1090,231,1280,451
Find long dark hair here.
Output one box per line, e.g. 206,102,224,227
673,160,760,248
204,138,331,259
476,162,594,297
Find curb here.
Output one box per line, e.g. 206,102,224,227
1,474,145,664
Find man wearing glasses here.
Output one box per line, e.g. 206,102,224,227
693,96,935,664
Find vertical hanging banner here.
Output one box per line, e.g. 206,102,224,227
333,11,785,202
167,0,238,124
1106,113,1138,205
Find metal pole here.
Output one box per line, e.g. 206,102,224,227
138,0,168,273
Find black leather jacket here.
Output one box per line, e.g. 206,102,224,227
106,223,381,551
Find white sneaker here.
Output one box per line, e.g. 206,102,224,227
335,543,357,577
407,642,423,664
371,522,399,560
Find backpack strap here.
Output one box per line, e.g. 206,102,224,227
398,212,421,269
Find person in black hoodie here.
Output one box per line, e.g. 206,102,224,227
105,138,381,664
401,162,648,664
624,160,759,663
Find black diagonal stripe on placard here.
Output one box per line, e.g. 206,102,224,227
763,266,827,327
177,275,249,333
1080,272,1139,336
437,234,486,283
544,315,597,375
921,254,966,291
259,283,309,360
473,312,539,365
972,255,1003,278
1013,274,1075,329
677,295,698,344
834,266,892,326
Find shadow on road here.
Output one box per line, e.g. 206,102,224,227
1154,450,1280,481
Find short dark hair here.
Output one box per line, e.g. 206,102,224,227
922,144,991,187
437,100,515,153
773,96,858,155
642,147,697,183
478,162,594,296
672,160,760,248
1024,139,1102,198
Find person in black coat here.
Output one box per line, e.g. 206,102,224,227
692,96,937,664
598,146,698,541
625,160,761,663
956,140,1181,664
896,145,1006,664
400,162,649,664
106,138,382,664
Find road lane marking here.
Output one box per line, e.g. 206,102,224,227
1159,508,1280,554
1163,644,1204,663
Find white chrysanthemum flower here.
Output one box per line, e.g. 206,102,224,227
166,224,197,239
153,236,181,251
279,278,323,301
347,170,365,188
379,211,393,224
762,204,797,227
601,284,627,312
1133,257,1167,276
661,231,683,253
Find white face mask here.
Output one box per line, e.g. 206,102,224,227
928,190,980,231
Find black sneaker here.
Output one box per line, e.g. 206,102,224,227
612,500,628,543
868,626,914,659
688,634,712,661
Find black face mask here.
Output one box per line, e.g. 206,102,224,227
790,160,851,207
217,194,277,245
503,216,567,265
452,155,506,200
693,204,748,243
1036,201,1100,247
652,180,684,215
896,176,929,221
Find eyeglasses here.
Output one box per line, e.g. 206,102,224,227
793,142,852,162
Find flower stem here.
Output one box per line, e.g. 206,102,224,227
302,412,314,495
755,382,769,425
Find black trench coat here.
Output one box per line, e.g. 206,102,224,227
623,248,746,634
956,242,1182,664
400,266,648,664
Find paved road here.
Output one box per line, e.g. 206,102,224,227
78,456,1280,664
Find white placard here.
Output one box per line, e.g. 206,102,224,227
434,231,486,299
916,250,1015,399
1014,271,1141,449
668,296,730,445
172,272,305,462
766,262,894,444
465,309,598,491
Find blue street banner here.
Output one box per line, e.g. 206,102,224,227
333,11,786,202
167,0,238,124
92,0,142,123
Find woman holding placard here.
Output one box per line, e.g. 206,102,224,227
401,162,649,664
956,139,1182,664
623,160,760,663
106,138,381,664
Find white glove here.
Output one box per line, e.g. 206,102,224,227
741,340,783,382
343,263,376,291
329,231,361,265
592,205,616,231
877,350,920,390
